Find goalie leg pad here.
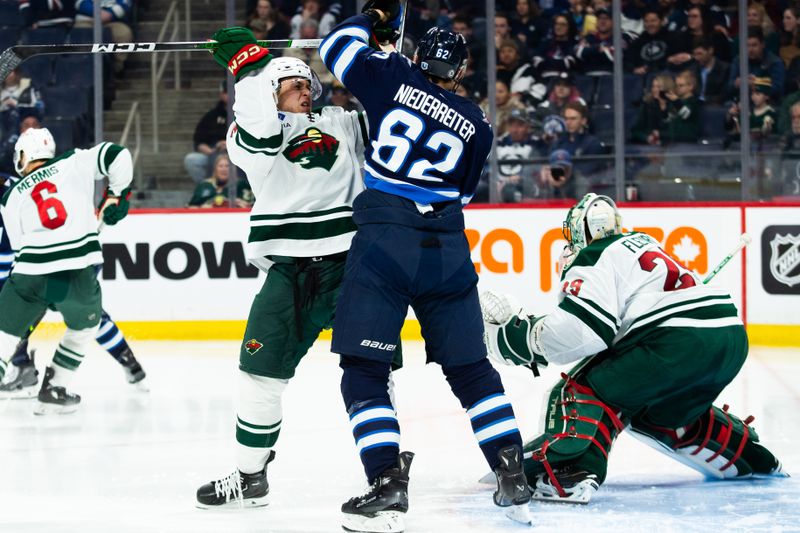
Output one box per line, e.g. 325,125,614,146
630,404,785,479
523,369,625,499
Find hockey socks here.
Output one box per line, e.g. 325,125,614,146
95,311,131,361
340,355,400,483
235,371,286,474
443,358,524,470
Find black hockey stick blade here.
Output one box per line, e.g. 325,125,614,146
0,38,322,84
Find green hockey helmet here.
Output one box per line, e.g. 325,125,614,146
562,193,622,253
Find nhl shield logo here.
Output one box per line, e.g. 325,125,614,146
282,127,340,171
244,339,263,355
769,233,800,287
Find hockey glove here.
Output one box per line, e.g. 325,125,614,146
98,187,132,226
480,291,548,372
210,27,271,80
362,0,402,44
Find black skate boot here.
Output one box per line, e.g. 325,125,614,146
493,445,532,525
532,464,599,504
34,366,81,415
341,451,414,533
0,350,39,399
117,347,147,389
196,450,275,509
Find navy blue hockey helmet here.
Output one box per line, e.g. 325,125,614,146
413,27,468,82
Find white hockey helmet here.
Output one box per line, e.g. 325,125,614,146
563,193,623,253
14,127,56,176
264,56,322,100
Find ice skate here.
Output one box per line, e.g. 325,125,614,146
196,450,275,509
0,350,39,399
118,347,148,391
493,445,532,525
34,366,81,415
341,451,414,533
532,464,599,504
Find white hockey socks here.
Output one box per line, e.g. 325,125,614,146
50,326,99,387
236,371,288,474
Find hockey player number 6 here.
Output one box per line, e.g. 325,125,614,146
638,250,696,291
31,181,68,230
372,109,463,181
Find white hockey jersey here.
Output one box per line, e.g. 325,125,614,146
539,232,742,365
0,143,132,275
226,66,368,272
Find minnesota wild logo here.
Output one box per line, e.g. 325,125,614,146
282,127,339,171
244,339,263,355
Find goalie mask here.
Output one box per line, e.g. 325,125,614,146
563,193,622,253
13,127,56,176
264,57,322,101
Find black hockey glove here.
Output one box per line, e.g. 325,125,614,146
362,0,402,44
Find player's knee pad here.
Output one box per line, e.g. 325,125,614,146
629,404,784,479
523,372,625,489
442,357,504,408
61,325,100,354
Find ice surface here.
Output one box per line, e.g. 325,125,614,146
1,340,797,533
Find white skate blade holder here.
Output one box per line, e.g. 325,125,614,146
0,387,38,400
342,510,404,533
33,401,79,416
195,494,269,510
504,503,533,526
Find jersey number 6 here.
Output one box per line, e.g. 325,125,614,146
31,181,68,230
371,108,464,181
638,250,696,292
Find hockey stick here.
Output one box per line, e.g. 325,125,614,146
397,0,410,55
702,233,752,284
0,39,322,84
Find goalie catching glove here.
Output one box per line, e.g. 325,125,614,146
210,27,271,80
98,187,132,226
480,291,548,373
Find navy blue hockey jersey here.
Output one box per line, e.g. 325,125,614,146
320,15,493,205
0,176,15,286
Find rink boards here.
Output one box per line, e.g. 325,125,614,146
32,203,800,345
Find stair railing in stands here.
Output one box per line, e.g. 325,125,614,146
151,0,181,153
119,100,142,191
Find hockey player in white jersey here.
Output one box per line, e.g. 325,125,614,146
0,127,132,414
481,193,786,504
194,27,400,508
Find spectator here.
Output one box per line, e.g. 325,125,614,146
184,83,228,184
691,38,730,105
74,1,133,75
188,154,232,208
576,7,614,75
511,0,547,51
289,0,336,39
661,69,701,144
568,0,594,36
630,73,675,145
681,5,732,63
1,68,44,130
283,19,333,85
497,108,546,202
481,79,524,137
539,148,575,198
779,7,800,68
19,0,76,29
326,81,360,112
0,115,41,175
494,12,523,52
497,39,544,107
725,77,777,145
747,2,779,55
236,176,255,209
246,0,290,42
534,73,586,142
552,101,606,180
625,8,687,76
777,78,800,135
533,13,578,80
729,27,785,102
452,15,487,76
779,101,800,195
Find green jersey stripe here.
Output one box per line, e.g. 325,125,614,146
234,131,280,156
236,124,283,150
617,303,740,348
629,294,732,331
237,416,281,432
17,241,101,264
357,112,368,146
97,142,110,174
248,216,357,243
559,297,616,346
103,144,125,173
19,232,98,252
250,206,353,222
577,295,620,327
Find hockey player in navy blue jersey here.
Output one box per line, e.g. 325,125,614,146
0,172,146,399
320,2,531,531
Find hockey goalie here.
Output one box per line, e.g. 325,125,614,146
481,193,787,504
